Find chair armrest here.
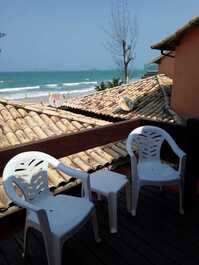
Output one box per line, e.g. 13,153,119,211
171,144,186,160
165,137,186,175
57,163,89,179
165,135,186,159
126,139,135,158
126,140,138,181
3,176,41,212
178,154,187,177
57,163,91,199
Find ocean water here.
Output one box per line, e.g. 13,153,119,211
0,69,144,100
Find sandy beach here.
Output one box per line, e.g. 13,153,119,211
14,95,51,105
11,89,95,106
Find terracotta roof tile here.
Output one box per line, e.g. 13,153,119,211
0,99,128,217
65,74,181,123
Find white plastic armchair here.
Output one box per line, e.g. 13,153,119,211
3,151,100,265
126,126,186,216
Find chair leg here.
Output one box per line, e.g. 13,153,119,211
52,238,62,265
23,225,28,259
43,238,53,265
42,234,61,265
131,181,139,216
91,211,101,243
125,182,131,212
107,193,118,233
81,184,84,197
97,193,102,201
44,237,62,265
179,179,184,215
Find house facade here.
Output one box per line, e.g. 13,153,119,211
149,52,175,79
151,16,199,119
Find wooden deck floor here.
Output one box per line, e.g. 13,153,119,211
1,187,199,265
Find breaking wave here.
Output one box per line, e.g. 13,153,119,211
62,81,97,86
0,86,40,93
0,86,95,100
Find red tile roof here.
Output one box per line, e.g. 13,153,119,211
0,99,128,217
65,74,182,124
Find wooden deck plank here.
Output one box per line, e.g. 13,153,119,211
0,254,8,265
0,187,199,265
0,239,24,265
93,206,152,265
66,237,105,265
97,201,178,265
75,224,133,265
118,189,199,265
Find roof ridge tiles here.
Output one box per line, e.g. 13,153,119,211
64,74,176,124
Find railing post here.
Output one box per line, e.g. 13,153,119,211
184,119,199,209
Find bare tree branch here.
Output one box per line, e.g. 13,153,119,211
105,0,137,83
0,32,6,53
0,32,6,38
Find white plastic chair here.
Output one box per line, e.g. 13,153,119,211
126,125,186,216
3,151,100,265
90,169,130,233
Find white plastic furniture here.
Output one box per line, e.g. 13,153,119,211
126,125,186,216
3,151,100,265
90,169,130,233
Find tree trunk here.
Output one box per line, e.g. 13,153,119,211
124,63,128,84
122,40,128,84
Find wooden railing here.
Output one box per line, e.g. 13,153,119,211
2,117,197,207
0,119,141,174
0,118,186,173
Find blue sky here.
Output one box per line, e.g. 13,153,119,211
0,0,198,71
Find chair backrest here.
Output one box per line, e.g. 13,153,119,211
3,151,59,203
126,126,171,162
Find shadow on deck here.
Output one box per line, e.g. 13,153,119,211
0,187,199,265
